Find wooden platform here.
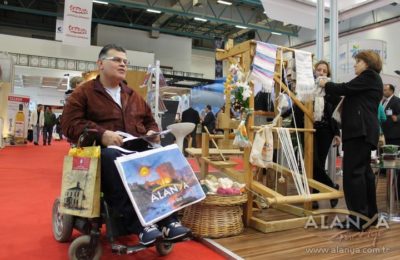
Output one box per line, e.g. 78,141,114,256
202,157,238,168
185,148,243,157
212,174,400,259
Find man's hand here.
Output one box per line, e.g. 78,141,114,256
101,130,123,146
145,130,161,143
392,115,398,122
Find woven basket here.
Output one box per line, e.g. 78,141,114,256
182,193,247,238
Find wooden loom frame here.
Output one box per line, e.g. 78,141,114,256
210,40,344,233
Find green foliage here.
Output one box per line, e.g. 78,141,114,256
382,145,399,154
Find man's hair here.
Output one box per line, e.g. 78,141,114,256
98,44,127,60
354,50,382,73
206,105,212,110
314,60,331,77
385,84,395,93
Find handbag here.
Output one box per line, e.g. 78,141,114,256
59,145,101,218
250,125,273,168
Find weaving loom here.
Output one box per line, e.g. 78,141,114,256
210,40,344,233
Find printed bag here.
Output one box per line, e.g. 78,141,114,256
59,146,101,218
114,144,205,226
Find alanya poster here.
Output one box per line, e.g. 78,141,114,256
115,144,205,226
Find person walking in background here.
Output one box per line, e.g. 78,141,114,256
181,105,200,150
43,106,56,146
64,76,84,104
319,50,383,231
201,104,216,133
29,104,44,145
55,114,63,140
381,84,400,146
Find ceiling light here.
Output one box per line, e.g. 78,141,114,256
217,0,232,6
271,32,282,35
42,85,58,89
235,25,248,29
93,0,108,5
194,17,207,22
146,9,162,14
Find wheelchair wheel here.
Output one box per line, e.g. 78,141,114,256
52,197,73,242
155,240,174,256
68,235,102,260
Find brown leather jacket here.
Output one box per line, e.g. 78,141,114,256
61,77,158,144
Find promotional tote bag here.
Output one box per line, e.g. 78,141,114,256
114,144,205,226
60,146,101,218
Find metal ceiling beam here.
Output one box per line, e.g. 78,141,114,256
0,3,221,40
0,3,60,17
107,0,296,36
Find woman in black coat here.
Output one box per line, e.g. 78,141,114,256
319,50,383,231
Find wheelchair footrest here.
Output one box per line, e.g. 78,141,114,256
111,243,147,255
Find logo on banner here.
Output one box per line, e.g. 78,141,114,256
69,4,89,15
68,25,87,35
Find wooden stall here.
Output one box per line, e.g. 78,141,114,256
195,40,345,233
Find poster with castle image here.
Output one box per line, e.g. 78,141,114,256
115,144,205,226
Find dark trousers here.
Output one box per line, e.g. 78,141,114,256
342,138,377,219
313,127,335,191
43,125,53,144
101,148,177,234
183,128,197,154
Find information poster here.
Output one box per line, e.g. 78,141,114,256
6,95,30,145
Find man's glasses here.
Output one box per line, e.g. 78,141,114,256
102,56,129,65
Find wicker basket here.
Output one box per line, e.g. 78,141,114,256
182,193,247,238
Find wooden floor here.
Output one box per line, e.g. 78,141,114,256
213,173,400,259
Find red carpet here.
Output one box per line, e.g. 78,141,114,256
0,140,224,260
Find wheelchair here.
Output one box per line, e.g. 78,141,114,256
51,132,190,260
52,195,182,260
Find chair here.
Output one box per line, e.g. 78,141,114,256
167,123,195,153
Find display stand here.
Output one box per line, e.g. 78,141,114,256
209,40,344,233
144,60,165,129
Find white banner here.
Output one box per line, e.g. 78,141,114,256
62,0,92,46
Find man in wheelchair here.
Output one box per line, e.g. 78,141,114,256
61,44,190,246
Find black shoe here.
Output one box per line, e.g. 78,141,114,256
34,142,38,146
312,201,319,209
330,184,340,208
